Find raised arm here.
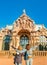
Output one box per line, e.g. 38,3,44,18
31,45,39,50
11,45,17,50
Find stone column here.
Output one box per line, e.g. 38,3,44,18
15,36,20,48
0,38,3,51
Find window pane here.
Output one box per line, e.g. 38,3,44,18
20,35,29,48
3,35,11,50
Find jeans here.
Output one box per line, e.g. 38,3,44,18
15,63,22,65
26,58,33,65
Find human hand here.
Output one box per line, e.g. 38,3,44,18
28,56,32,58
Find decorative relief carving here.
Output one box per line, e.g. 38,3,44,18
13,14,34,31
0,13,47,52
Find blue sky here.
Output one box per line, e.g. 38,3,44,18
0,0,47,28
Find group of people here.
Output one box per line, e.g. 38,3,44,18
12,44,38,65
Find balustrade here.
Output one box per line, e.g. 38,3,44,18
34,51,47,56
0,51,47,58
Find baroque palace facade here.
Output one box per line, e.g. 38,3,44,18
0,11,47,54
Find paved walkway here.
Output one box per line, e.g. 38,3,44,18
0,56,47,65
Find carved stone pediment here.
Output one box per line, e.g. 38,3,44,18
13,14,35,32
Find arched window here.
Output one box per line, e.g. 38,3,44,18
2,35,11,50
39,35,46,43
39,35,46,51
20,35,29,48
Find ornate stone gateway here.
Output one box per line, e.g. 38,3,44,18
0,11,47,51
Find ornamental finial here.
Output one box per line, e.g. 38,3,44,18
23,9,26,14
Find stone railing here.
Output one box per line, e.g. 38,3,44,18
33,51,47,56
0,50,16,58
0,51,47,58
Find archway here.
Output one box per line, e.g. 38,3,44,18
18,29,30,48
20,35,29,48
